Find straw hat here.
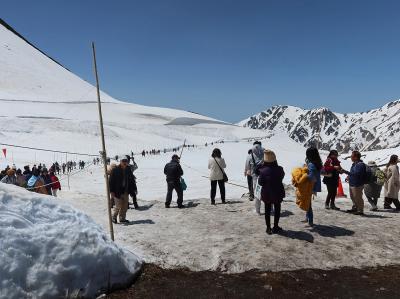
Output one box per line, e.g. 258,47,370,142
264,149,277,163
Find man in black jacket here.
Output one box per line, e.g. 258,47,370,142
164,154,184,208
109,155,138,223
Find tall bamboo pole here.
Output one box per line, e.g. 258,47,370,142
92,42,115,241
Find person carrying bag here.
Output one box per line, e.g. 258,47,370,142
208,148,227,205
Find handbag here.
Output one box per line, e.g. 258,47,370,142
180,177,187,191
214,158,228,183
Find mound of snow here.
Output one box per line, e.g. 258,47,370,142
0,184,142,299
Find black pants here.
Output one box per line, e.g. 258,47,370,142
265,202,281,228
166,181,183,206
211,180,225,202
325,183,338,207
384,197,400,209
366,196,378,207
247,175,254,197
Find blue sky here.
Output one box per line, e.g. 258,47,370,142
2,0,400,122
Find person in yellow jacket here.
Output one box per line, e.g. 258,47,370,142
292,147,323,226
292,166,314,212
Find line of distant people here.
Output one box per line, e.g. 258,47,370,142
0,163,62,196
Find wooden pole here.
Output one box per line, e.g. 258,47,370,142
179,139,186,159
92,42,115,241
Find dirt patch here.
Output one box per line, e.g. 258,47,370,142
106,263,400,298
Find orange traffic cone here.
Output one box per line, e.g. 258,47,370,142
336,177,347,198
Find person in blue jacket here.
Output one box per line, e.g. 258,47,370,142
343,151,367,215
304,147,323,226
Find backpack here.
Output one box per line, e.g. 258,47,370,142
363,165,373,184
251,153,264,176
375,168,386,186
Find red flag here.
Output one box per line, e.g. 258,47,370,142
2,148,6,158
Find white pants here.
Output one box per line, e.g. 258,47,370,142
52,189,58,197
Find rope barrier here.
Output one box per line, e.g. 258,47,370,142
0,143,99,157
181,162,248,189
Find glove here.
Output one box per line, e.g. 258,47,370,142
59,188,61,191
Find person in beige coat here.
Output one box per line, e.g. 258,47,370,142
208,148,226,205
384,155,400,210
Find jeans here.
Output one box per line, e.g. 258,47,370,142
211,180,225,202
166,181,183,206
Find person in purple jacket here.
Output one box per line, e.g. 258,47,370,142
258,149,285,235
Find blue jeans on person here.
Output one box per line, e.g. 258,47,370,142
306,203,313,225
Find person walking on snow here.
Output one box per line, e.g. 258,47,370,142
208,148,227,205
109,156,137,224
164,154,184,209
244,149,254,200
383,155,400,210
258,150,285,235
250,141,265,214
303,147,323,226
364,161,385,211
323,150,342,210
343,151,367,215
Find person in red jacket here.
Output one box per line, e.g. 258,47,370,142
49,171,61,197
323,150,343,210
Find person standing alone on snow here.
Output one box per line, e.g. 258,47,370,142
208,148,227,205
383,155,400,210
250,141,265,214
244,149,254,200
323,150,342,210
164,154,184,208
258,150,285,235
109,156,137,224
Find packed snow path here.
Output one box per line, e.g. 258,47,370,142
51,141,400,273
60,190,400,273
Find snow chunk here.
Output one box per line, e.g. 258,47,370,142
0,184,142,299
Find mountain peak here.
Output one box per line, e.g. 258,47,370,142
240,101,400,152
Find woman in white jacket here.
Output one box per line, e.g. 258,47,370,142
208,148,227,205
384,155,400,210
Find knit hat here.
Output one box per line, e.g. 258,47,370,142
264,149,277,163
368,161,377,167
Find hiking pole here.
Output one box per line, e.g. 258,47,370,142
92,42,114,242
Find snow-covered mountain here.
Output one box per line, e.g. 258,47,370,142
0,18,265,166
239,101,400,152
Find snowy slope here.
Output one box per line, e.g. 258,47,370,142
239,101,400,152
0,18,266,167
